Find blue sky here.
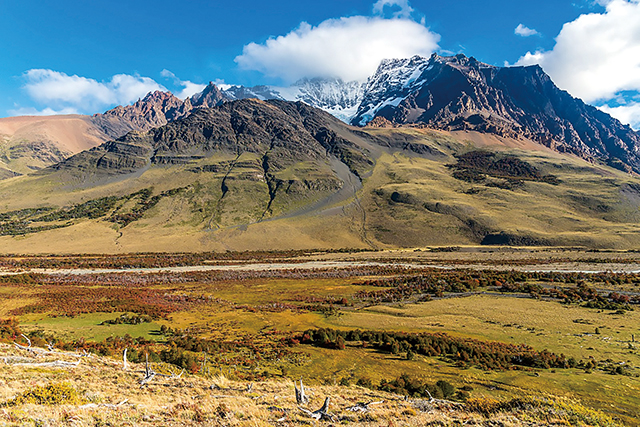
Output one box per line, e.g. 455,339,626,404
2,0,639,127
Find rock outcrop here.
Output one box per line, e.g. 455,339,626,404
352,53,640,172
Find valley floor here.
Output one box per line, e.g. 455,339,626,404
0,248,638,425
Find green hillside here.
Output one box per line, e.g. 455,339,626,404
0,101,638,253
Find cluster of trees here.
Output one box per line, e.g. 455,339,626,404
0,186,189,236
350,269,640,307
9,286,194,319
449,150,560,185
350,374,464,400
353,270,484,303
3,318,306,375
100,313,153,325
499,282,637,311
297,328,580,371
0,318,21,343
108,187,187,227
378,375,459,399
160,326,301,370
39,196,120,221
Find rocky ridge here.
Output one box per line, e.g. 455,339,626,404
53,98,374,182
352,53,640,172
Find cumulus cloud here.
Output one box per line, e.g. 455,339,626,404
235,15,440,84
599,103,640,129
22,69,166,113
160,69,206,99
514,24,539,37
515,0,640,103
373,0,414,18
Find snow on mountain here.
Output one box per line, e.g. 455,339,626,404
351,55,434,126
351,54,501,126
222,78,364,123
350,53,640,174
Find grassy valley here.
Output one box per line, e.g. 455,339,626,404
0,249,639,425
0,122,639,253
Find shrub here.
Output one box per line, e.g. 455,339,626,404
4,383,84,406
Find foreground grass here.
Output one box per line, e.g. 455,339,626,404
0,343,621,426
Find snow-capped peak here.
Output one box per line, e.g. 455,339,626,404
220,78,365,123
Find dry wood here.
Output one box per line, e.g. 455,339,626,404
423,389,464,407
345,400,384,413
294,378,308,405
80,399,129,410
299,397,336,422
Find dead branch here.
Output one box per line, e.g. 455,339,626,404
80,399,129,410
299,397,336,422
123,348,129,370
12,338,82,359
294,378,308,405
14,334,37,354
139,354,183,385
140,353,156,386
422,389,464,407
345,400,384,413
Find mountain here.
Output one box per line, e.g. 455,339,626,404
2,99,640,253
6,53,640,180
90,85,229,140
0,78,363,179
88,78,365,142
0,115,111,177
53,98,372,182
352,53,640,173
223,78,365,123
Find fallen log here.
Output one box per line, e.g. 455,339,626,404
299,397,336,422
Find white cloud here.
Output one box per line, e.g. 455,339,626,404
514,24,539,37
373,0,414,18
160,69,206,99
515,0,640,103
212,79,232,91
599,103,640,129
235,16,440,84
22,69,166,113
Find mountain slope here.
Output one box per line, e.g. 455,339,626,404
0,115,110,176
1,100,640,253
352,53,640,173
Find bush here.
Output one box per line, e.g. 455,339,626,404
4,383,84,406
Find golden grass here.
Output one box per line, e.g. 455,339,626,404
2,128,640,252
0,343,621,426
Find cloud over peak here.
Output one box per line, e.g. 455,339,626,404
160,70,206,100
23,70,166,113
235,15,440,84
514,0,640,129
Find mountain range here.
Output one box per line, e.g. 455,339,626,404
3,53,639,178
1,53,640,252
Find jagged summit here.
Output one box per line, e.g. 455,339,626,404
90,91,190,139
74,52,640,174
222,78,364,123
352,53,640,172
190,82,228,108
